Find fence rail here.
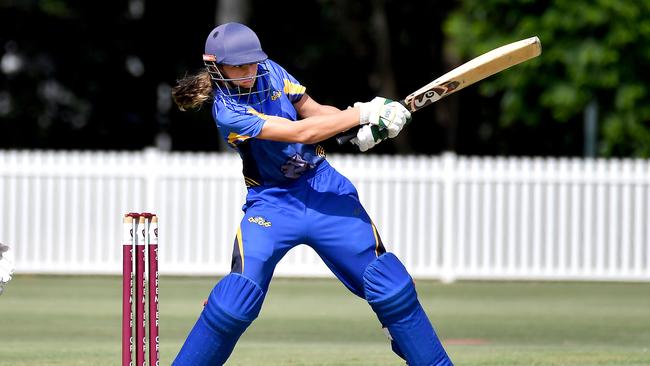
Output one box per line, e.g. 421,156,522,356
1,149,648,281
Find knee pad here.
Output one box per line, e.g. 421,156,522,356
202,273,265,335
173,273,265,366
363,253,454,366
363,252,418,325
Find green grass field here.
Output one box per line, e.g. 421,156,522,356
1,276,649,366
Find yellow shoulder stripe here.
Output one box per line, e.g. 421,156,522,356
283,79,306,95
227,132,252,145
247,108,270,120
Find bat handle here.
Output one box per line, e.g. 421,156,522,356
335,126,360,145
335,100,408,145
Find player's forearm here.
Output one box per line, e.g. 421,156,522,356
298,107,358,143
316,104,342,115
293,94,341,118
259,108,360,144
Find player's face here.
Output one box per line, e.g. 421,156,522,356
221,63,258,88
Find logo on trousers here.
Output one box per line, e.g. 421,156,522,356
248,216,272,227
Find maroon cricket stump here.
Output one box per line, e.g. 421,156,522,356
122,212,159,366
122,246,133,366
135,215,147,366
148,215,160,366
122,213,137,366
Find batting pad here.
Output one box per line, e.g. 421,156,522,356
364,253,453,366
173,273,265,366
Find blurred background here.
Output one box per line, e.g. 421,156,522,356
2,0,649,157
1,2,650,366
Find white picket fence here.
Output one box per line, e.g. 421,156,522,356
1,149,648,282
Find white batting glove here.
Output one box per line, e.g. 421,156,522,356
0,243,15,295
351,124,388,152
356,97,386,124
356,97,411,138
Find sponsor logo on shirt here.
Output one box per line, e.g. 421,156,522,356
281,154,313,179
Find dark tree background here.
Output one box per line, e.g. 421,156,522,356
445,0,650,157
1,0,648,157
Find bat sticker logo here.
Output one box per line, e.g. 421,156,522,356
413,90,441,109
411,81,461,109
444,81,460,93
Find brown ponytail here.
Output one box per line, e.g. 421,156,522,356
171,70,213,111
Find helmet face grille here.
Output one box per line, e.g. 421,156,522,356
204,60,272,107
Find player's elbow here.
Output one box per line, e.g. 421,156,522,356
299,132,322,145
260,117,324,144
294,126,322,144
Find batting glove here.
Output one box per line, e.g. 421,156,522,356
356,97,411,138
351,124,389,152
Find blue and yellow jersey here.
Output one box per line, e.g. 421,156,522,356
212,59,326,188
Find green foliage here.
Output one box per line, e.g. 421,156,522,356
39,0,73,18
445,0,650,157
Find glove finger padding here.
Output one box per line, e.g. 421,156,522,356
379,102,411,138
370,125,389,141
357,97,391,125
351,125,388,152
358,98,411,139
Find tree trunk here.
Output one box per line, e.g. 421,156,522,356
214,0,251,151
216,0,250,24
369,0,413,153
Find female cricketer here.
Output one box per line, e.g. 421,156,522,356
170,22,453,366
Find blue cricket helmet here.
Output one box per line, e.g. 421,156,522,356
204,22,268,65
202,23,272,107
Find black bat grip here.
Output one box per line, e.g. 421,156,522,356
335,126,360,145
335,100,408,145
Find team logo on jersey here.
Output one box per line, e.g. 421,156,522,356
270,90,282,101
315,145,326,158
248,216,272,227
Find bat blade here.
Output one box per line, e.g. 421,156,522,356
336,36,542,145
404,36,541,112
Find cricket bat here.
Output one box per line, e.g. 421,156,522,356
336,36,542,145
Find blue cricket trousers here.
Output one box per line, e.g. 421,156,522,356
232,160,385,295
